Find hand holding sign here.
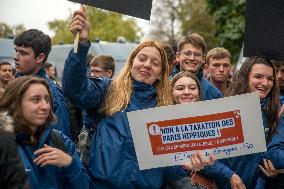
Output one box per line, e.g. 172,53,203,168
182,151,216,171
230,174,245,189
69,5,89,52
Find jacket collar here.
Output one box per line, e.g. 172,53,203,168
196,67,203,81
132,79,156,100
16,68,47,78
16,126,52,148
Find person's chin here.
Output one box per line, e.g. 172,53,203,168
184,67,197,73
259,93,268,99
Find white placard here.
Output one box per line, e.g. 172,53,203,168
127,92,266,170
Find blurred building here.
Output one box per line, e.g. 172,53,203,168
0,38,137,80
47,41,137,80
0,38,15,66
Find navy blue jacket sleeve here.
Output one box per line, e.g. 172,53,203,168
202,160,234,184
266,116,284,168
62,43,110,110
162,166,188,181
60,132,93,188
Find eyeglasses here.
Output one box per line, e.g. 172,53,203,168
180,51,203,58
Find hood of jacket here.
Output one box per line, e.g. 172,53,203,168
16,126,53,148
0,111,14,133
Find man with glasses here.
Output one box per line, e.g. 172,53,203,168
89,55,115,79
0,61,13,92
175,33,223,100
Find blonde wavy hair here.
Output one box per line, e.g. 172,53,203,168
103,40,173,116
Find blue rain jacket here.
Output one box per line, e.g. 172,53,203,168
16,127,92,189
62,43,187,189
202,98,284,189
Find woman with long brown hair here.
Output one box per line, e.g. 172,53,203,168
203,57,283,189
0,76,92,189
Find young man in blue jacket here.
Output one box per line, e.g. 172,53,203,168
14,29,71,137
175,33,223,101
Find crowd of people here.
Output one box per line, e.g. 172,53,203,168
0,7,284,189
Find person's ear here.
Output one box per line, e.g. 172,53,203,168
204,63,209,70
107,70,113,78
35,53,46,65
176,52,181,60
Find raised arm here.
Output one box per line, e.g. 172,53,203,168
62,8,110,110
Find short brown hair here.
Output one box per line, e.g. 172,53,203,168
206,47,231,65
271,60,284,71
0,61,11,69
90,55,115,74
177,33,207,54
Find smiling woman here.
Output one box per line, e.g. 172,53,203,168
171,71,202,104
130,46,162,85
0,76,93,189
61,7,216,188
202,57,281,189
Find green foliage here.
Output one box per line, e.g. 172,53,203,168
48,6,138,44
149,0,216,50
207,0,245,63
48,19,74,44
149,0,245,63
177,0,216,51
0,22,26,38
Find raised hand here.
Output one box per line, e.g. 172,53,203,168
69,6,89,43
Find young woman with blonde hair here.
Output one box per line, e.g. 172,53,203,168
62,8,215,189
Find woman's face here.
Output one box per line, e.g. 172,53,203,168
21,83,51,133
172,76,200,104
131,46,162,85
248,64,274,99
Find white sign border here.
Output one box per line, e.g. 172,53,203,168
127,92,267,170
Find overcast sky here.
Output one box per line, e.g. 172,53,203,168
0,0,150,37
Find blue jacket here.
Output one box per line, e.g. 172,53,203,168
16,127,92,189
254,115,284,189
63,43,187,189
202,98,283,189
280,90,284,105
16,69,71,137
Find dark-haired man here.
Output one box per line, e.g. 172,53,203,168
14,29,70,137
0,61,13,91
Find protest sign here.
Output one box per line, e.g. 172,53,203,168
127,92,266,170
244,0,284,61
68,0,153,20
